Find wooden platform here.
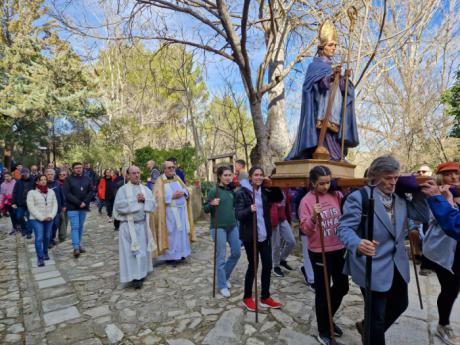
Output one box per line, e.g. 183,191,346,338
267,159,436,188
268,159,356,188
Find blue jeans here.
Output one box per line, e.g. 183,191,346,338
211,225,241,289
16,207,32,235
68,210,87,249
30,220,53,259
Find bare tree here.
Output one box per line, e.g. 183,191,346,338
124,0,327,169
355,0,460,170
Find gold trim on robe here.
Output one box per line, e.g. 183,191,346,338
150,174,195,257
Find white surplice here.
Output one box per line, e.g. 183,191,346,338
114,182,156,283
158,178,191,261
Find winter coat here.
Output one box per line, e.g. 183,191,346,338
63,174,94,211
47,180,65,211
235,179,283,243
12,178,34,208
26,189,58,221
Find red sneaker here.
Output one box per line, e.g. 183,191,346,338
260,297,282,309
243,297,256,312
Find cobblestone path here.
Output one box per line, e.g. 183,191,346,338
0,210,458,344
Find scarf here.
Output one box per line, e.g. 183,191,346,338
37,185,48,194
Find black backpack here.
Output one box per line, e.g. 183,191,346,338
340,187,369,238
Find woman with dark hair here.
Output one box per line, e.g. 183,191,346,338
27,175,58,267
299,165,348,345
235,166,283,311
204,166,241,298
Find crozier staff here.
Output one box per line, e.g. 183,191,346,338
286,20,358,161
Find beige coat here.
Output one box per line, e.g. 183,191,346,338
26,189,58,221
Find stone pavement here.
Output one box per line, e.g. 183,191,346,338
0,210,458,345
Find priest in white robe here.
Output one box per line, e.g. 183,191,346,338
114,165,156,288
152,160,195,263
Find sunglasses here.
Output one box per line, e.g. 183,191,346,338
417,170,428,173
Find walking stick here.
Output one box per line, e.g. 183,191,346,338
364,185,375,345
340,7,357,161
315,192,335,344
252,183,259,322
408,230,424,309
212,183,220,298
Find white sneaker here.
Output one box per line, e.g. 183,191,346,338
220,288,230,298
226,280,232,289
437,324,460,345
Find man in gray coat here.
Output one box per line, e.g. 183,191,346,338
337,155,411,345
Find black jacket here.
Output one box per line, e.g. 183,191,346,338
235,184,283,243
12,178,34,208
63,174,94,211
112,176,125,198
47,181,66,211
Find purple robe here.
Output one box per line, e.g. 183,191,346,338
286,57,359,161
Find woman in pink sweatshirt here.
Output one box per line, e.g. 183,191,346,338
299,165,349,345
1,172,17,234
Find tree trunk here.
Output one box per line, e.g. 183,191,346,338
187,97,207,179
264,6,290,167
266,59,290,162
248,97,271,171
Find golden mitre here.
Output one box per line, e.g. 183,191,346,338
318,20,337,46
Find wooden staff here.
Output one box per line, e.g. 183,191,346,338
364,185,375,345
315,191,335,344
340,6,358,161
252,182,259,322
313,69,342,160
408,230,424,309
212,183,220,298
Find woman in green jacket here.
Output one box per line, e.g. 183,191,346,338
204,166,241,297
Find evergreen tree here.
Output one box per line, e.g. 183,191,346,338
443,70,460,138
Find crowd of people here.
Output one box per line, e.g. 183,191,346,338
202,156,460,345
0,156,459,345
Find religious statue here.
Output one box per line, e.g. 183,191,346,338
286,20,359,161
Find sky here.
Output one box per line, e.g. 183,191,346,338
45,0,460,144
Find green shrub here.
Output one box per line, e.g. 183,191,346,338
134,144,196,182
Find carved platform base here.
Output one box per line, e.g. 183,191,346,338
268,159,356,188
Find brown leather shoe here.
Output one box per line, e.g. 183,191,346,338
73,249,80,258
79,247,86,254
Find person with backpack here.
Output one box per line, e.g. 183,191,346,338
299,165,348,345
337,155,419,345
